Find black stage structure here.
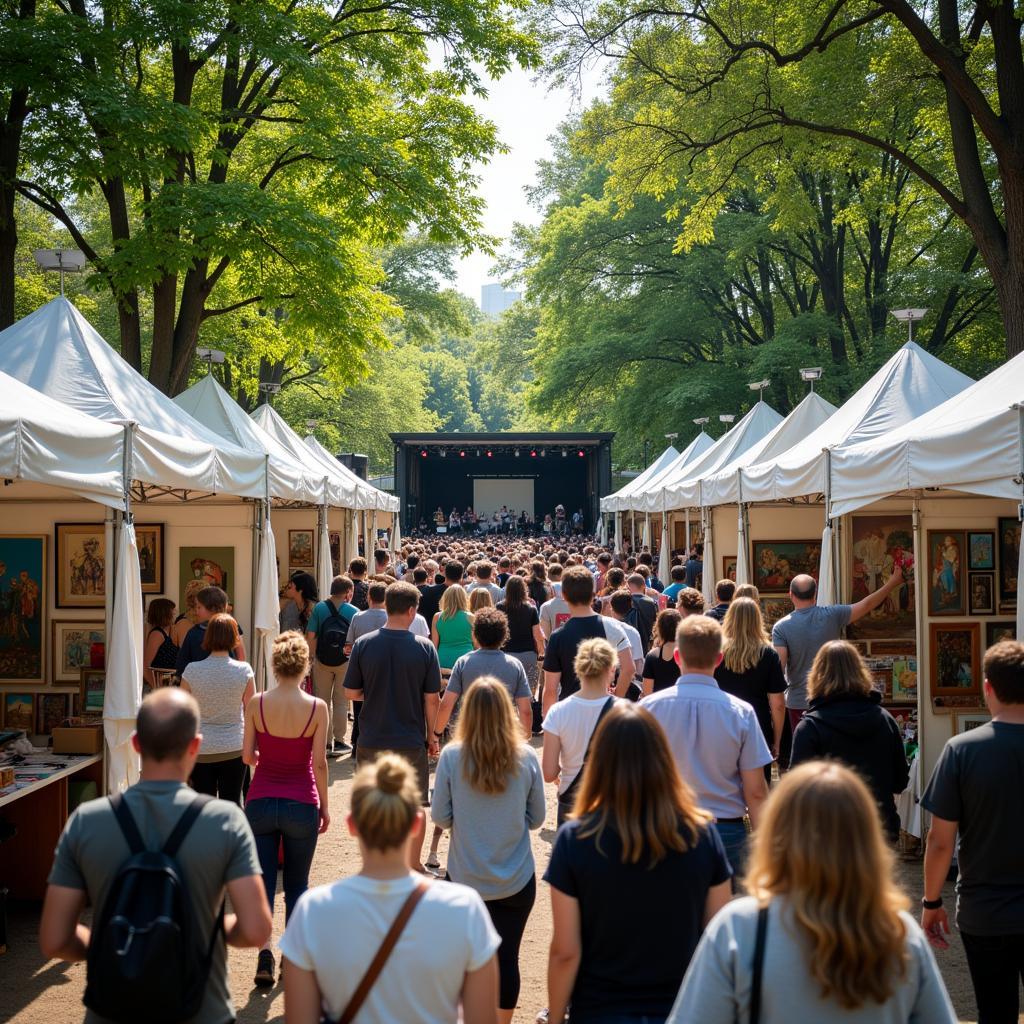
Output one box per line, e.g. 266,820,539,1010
391,432,614,533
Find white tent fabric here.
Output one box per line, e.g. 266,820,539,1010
595,515,605,546
174,376,326,505
740,343,973,503
0,298,266,498
658,403,785,511
390,520,402,555
700,392,840,507
614,511,622,550
254,511,281,689
818,521,837,606
657,508,670,585
642,516,651,549
105,519,143,791
736,505,750,585
305,435,399,512
618,433,715,512
601,446,680,512
349,509,361,567
317,506,333,598
702,509,716,606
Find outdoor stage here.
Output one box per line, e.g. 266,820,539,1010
391,432,613,533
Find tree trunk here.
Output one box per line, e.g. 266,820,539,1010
992,250,1024,358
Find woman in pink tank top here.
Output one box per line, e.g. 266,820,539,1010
242,632,328,988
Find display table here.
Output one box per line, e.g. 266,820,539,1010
0,752,104,900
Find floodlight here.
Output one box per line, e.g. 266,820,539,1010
720,414,736,424
196,347,226,375
693,417,710,427
748,379,770,399
891,307,929,342
33,248,86,296
258,382,281,394
799,367,823,381
664,432,679,441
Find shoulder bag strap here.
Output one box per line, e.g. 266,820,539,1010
562,695,615,799
337,880,430,1024
749,903,769,1024
109,792,146,855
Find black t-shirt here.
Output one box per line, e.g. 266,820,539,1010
350,578,369,611
527,579,550,608
544,817,731,1017
642,644,680,692
714,646,786,744
497,600,539,653
922,721,1024,934
417,583,447,627
543,615,630,699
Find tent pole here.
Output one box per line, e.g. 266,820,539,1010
911,498,927,775
1016,406,1024,642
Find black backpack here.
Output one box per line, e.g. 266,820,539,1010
316,602,350,666
85,792,223,1024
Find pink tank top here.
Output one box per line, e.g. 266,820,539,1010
246,694,319,805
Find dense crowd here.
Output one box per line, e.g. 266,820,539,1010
36,531,1024,1024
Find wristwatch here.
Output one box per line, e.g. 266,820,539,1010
921,896,943,910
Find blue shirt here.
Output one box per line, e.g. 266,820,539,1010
663,582,685,604
640,674,771,819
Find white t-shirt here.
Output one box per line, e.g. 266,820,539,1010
542,694,621,794
281,873,499,1024
616,620,643,670
409,614,430,638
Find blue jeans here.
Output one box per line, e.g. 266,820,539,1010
245,797,319,924
714,820,749,892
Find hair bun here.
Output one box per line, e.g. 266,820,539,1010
376,759,404,794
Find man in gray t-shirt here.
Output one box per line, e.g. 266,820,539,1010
772,569,904,727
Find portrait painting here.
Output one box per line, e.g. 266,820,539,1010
998,517,1021,608
722,556,737,582
289,530,314,568
4,692,33,732
848,516,915,639
80,668,106,716
930,622,981,697
178,548,234,607
135,524,164,594
752,540,820,595
968,531,995,571
56,523,106,608
891,658,918,701
53,621,106,682
927,530,966,616
0,534,46,684
986,621,1016,647
36,693,71,735
330,531,342,576
760,597,793,629
968,572,995,615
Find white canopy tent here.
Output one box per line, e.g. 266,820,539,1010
303,434,398,513
600,445,679,513
616,432,715,514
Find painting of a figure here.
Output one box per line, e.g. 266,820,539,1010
752,541,820,594
930,623,980,696
999,517,1021,608
0,535,46,683
56,523,106,607
848,516,915,639
928,530,966,616
136,524,164,593
178,548,234,608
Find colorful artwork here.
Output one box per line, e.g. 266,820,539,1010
927,530,966,616
136,524,165,593
986,621,1016,647
37,693,70,735
891,657,918,701
330,531,342,576
998,517,1021,608
968,572,995,615
289,530,314,568
722,556,737,582
56,522,106,608
80,668,106,715
848,516,915,639
968,532,995,570
760,597,793,629
178,547,234,606
53,621,106,683
0,535,46,684
4,692,33,731
752,541,820,595
930,622,981,697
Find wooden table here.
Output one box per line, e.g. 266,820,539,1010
0,753,104,900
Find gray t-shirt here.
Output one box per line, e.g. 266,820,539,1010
467,581,504,603
348,607,388,643
181,655,253,758
48,781,261,1024
771,604,852,709
447,649,532,703
921,721,1024,934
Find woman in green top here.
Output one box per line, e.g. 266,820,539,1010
432,584,475,673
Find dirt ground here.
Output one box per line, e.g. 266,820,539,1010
0,740,1007,1023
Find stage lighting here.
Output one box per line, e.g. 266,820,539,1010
561,450,567,458
476,449,481,457
459,450,466,457
420,449,427,458
530,449,537,457
514,448,520,457
439,449,447,458
486,450,492,457
577,450,585,457
540,449,546,458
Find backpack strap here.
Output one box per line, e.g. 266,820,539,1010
162,794,215,858
749,903,769,1024
109,792,146,856
561,696,615,800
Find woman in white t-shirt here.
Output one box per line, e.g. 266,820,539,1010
542,637,619,826
281,752,500,1024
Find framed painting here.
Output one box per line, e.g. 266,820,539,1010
968,531,995,570
848,516,915,639
53,620,106,682
4,692,34,732
0,534,46,684
752,540,820,594
986,621,1017,647
955,711,992,734
869,640,916,657
36,692,71,735
968,572,995,615
848,640,869,655
178,548,234,606
55,522,106,608
79,668,106,716
760,597,793,629
927,530,966,616
289,529,314,568
330,531,342,576
998,517,1021,608
930,622,981,697
891,657,918,702
722,556,737,582
135,523,165,594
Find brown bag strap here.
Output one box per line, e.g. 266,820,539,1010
337,879,430,1024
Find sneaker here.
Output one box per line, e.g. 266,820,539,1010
535,1011,549,1024
326,744,342,759
425,852,440,869
254,949,275,988
334,741,352,754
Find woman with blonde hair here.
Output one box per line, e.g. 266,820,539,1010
432,583,474,674
669,762,956,1023
642,608,681,695
282,754,501,1023
734,582,759,601
545,702,732,1024
790,640,909,841
715,596,786,778
469,587,494,613
432,678,545,1023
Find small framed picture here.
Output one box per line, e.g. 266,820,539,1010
289,529,314,568
79,668,106,716
55,522,107,607
53,620,106,682
891,657,918,701
927,530,967,615
968,531,995,570
986,621,1017,647
722,556,737,582
968,572,995,615
36,692,71,735
135,523,165,594
955,711,992,734
930,622,981,697
3,692,34,732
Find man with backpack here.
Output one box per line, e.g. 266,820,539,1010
40,688,271,1023
306,574,358,757
626,573,658,654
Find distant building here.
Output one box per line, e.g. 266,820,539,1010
480,283,522,316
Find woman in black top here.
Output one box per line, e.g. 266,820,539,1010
528,560,552,608
498,575,545,693
714,597,786,781
142,597,180,689
642,609,681,695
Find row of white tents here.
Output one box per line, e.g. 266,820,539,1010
0,297,397,789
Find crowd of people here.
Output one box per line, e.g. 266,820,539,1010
36,529,1024,1024
421,504,586,537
